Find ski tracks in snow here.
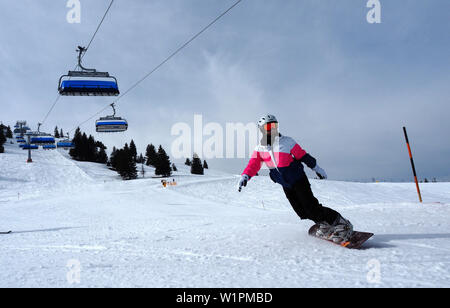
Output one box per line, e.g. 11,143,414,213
1,142,450,287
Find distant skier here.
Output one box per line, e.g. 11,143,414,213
238,114,353,243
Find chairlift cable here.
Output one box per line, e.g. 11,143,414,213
40,0,115,128
84,0,115,54
114,0,242,104
70,0,243,133
40,95,61,126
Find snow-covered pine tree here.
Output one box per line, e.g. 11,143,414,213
141,163,145,178
109,147,118,169
136,153,145,164
0,128,5,153
190,153,204,175
69,128,108,165
155,145,172,177
130,140,137,162
145,144,157,167
115,146,137,180
126,152,138,180
69,128,82,159
126,147,138,180
6,126,13,138
87,135,96,162
0,128,6,145
97,147,108,164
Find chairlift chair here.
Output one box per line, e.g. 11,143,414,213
22,144,38,150
57,141,75,149
30,135,55,145
95,103,128,133
57,134,75,149
43,144,57,150
28,124,55,145
58,47,119,96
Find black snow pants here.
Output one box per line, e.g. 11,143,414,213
283,176,339,225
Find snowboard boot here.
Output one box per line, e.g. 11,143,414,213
316,215,354,243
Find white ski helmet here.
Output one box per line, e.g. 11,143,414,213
257,114,278,128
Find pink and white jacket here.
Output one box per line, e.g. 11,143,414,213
242,134,317,188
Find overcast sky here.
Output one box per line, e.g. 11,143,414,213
1,0,449,181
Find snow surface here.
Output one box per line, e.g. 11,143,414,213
0,140,449,288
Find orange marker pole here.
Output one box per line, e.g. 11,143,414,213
403,127,422,203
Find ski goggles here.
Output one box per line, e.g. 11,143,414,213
263,122,278,131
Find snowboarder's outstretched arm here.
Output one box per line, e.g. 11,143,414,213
289,138,327,180
239,151,263,192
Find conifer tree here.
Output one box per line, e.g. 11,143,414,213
114,149,127,178
0,128,6,146
130,140,137,162
203,160,209,169
141,163,145,178
136,153,145,164
190,153,204,175
155,145,172,177
109,147,118,169
69,128,108,165
54,126,60,138
6,126,12,138
69,128,82,159
87,135,96,162
0,128,5,153
80,133,89,161
115,146,137,180
185,158,191,166
97,147,108,164
145,144,157,167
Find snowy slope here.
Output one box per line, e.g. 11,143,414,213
0,140,449,288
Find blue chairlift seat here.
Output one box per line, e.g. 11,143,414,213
96,117,128,133
43,144,57,150
57,141,75,149
58,46,120,97
22,144,38,150
59,80,119,96
30,136,55,145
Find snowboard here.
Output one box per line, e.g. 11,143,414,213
0,231,12,235
308,224,373,249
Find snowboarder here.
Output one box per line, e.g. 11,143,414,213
238,114,353,243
